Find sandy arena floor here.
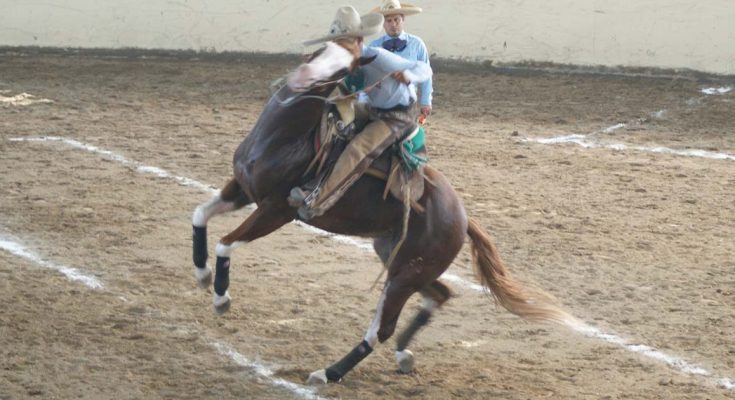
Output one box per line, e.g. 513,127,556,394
1,52,734,399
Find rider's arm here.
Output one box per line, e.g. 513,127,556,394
362,46,432,85
414,37,433,107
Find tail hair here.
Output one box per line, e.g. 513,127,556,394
467,218,573,324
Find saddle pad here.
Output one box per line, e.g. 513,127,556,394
400,126,428,171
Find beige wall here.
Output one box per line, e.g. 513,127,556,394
1,0,733,75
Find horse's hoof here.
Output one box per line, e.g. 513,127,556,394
213,292,231,315
306,369,328,385
396,349,415,373
194,266,212,289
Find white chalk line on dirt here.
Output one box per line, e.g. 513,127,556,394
0,229,329,400
0,235,103,289
8,136,218,194
0,91,54,106
521,134,735,161
523,87,734,161
10,135,734,391
701,86,732,95
210,342,329,400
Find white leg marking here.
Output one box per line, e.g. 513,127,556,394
306,369,328,385
213,291,232,315
422,297,438,313
364,282,390,348
194,265,213,288
395,349,415,373
213,291,231,307
216,241,246,258
192,193,237,227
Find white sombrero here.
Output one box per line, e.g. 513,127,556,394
303,6,384,46
371,0,422,16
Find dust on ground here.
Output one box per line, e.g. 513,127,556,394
1,53,734,399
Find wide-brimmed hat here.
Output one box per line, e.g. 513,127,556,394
371,0,422,16
303,6,384,46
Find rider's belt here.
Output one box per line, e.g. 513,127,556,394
376,99,415,113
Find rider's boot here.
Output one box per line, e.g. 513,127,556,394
292,119,397,221
288,136,348,212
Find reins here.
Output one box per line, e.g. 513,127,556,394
272,76,349,106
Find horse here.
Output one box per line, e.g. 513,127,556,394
191,38,571,384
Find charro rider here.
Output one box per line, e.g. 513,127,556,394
288,5,432,220
369,0,433,120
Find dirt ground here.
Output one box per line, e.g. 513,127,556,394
1,52,734,399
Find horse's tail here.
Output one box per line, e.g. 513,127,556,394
467,218,574,325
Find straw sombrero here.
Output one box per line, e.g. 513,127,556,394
371,0,422,17
303,6,384,46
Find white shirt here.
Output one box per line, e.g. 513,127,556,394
369,32,433,107
360,46,432,110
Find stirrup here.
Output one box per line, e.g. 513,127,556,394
288,187,310,208
288,185,322,208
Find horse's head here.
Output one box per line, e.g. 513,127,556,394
287,39,372,93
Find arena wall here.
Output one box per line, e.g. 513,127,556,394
1,0,733,75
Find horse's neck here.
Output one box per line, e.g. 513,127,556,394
260,85,332,141
244,85,334,167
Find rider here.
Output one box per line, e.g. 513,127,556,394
369,0,433,120
289,5,432,220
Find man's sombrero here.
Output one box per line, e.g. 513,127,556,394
371,0,423,17
303,6,384,46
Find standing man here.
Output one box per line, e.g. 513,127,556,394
369,0,433,119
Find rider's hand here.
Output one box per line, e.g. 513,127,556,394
420,105,432,117
391,71,410,85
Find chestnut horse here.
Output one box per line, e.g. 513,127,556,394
191,39,570,384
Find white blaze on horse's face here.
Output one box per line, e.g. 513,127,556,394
288,41,355,92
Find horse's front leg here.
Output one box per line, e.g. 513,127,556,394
192,179,251,288
210,202,294,314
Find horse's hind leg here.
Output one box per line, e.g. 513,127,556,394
192,178,251,288
394,280,452,373
373,235,453,373
307,270,419,384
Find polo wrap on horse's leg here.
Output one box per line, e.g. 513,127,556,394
325,340,374,382
213,256,230,296
192,226,208,269
395,309,431,352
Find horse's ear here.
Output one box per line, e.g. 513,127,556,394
358,55,377,66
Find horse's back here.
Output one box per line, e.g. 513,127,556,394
304,165,467,245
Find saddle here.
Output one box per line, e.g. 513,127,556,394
305,93,428,208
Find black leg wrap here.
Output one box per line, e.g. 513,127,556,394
192,226,208,269
325,340,373,382
213,256,230,296
396,309,432,351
